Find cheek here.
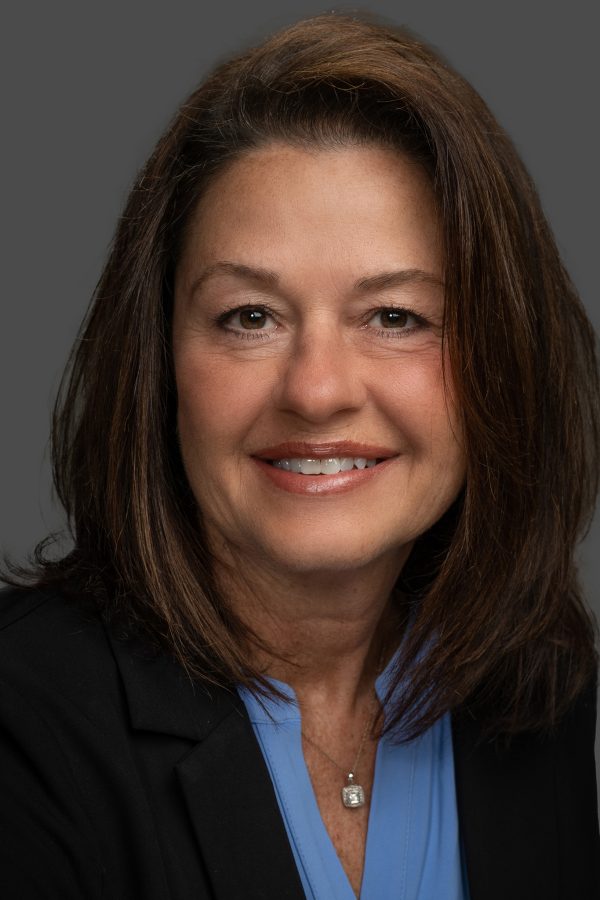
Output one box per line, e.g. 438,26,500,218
380,352,464,463
174,349,271,454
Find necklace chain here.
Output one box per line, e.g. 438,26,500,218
297,648,388,808
301,695,378,779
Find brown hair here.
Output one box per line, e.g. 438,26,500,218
5,11,599,740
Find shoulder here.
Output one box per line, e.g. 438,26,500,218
0,581,104,638
0,585,118,897
0,581,240,759
0,584,130,798
452,675,600,899
0,584,121,715
0,584,254,899
0,584,215,898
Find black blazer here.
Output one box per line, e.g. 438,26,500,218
0,585,598,899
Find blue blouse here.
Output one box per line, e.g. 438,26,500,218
238,652,469,899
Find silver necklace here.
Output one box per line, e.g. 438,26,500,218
302,699,378,809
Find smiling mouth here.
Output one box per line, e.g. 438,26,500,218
268,457,381,475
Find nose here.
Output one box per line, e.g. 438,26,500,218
273,326,367,424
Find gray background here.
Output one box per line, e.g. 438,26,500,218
2,1,598,785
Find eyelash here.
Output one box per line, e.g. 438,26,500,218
215,304,429,342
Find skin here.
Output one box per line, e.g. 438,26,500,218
172,142,466,895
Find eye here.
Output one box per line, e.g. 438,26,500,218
219,306,276,332
368,307,421,330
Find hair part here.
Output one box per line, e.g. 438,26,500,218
4,10,599,741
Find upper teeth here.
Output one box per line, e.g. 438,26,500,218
272,457,377,475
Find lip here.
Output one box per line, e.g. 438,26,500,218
251,442,399,496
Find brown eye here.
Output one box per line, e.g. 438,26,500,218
218,306,277,337
238,308,268,329
366,307,424,337
379,308,409,328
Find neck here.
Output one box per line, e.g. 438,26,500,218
216,545,411,716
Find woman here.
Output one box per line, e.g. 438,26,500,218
1,11,598,899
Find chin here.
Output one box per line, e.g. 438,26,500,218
246,529,407,577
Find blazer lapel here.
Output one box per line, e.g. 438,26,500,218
107,627,304,900
175,701,305,899
451,711,559,900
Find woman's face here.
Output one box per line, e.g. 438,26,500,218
173,143,466,577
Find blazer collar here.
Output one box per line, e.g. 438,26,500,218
106,624,236,741
106,625,305,900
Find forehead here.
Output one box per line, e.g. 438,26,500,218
176,143,441,294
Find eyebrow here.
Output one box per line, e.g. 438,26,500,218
189,260,444,296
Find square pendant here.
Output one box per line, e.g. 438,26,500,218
342,783,365,808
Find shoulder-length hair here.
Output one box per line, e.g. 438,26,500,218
6,11,599,740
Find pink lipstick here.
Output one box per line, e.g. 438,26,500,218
251,441,399,495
